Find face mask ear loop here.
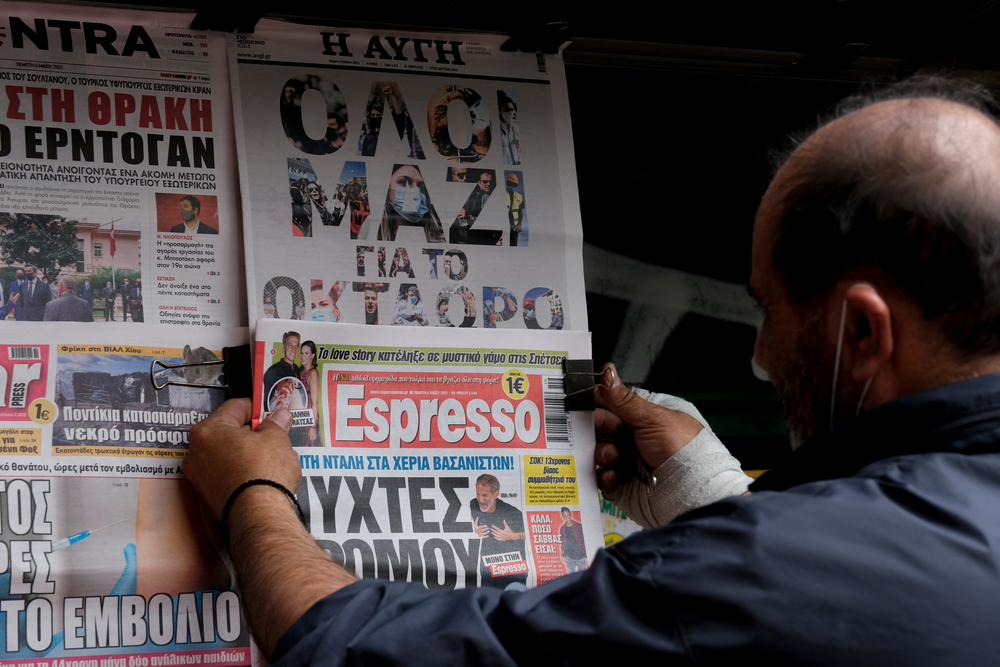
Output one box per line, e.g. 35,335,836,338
830,298,849,429
856,373,876,417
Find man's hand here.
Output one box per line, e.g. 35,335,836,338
491,521,522,541
473,517,489,538
184,398,357,660
183,398,302,522
594,363,704,493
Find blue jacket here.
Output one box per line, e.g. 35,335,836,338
273,374,1000,666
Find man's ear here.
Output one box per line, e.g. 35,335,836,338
843,283,893,382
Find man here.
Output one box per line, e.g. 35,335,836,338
357,105,382,156
102,281,116,321
505,174,525,247
262,331,301,405
2,270,24,321
558,508,587,574
363,285,379,325
498,92,520,166
170,195,217,234
130,279,143,322
452,172,502,245
44,276,94,322
469,474,527,589
80,278,94,310
457,172,493,224
186,77,1000,664
19,266,52,321
119,278,131,321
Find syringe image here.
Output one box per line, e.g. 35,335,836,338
52,518,130,551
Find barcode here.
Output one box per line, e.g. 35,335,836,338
542,376,571,447
8,347,40,360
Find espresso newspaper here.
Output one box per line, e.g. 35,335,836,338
253,320,601,590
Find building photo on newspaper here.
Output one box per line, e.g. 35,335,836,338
253,321,602,590
0,2,250,665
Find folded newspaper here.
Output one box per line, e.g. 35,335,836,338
252,320,601,589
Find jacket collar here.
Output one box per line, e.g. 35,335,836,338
751,373,1000,492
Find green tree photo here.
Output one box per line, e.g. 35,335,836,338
0,213,80,281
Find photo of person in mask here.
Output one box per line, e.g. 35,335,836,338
358,164,445,243
310,281,344,322
391,284,427,326
170,195,218,234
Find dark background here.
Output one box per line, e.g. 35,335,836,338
86,0,1000,466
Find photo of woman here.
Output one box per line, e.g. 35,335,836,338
299,340,320,446
358,164,445,243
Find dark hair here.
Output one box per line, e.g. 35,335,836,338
300,340,317,368
771,76,1000,355
476,473,500,493
378,165,445,243
180,195,201,212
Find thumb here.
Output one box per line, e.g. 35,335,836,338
257,408,293,434
597,363,704,467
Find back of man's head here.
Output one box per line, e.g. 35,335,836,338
771,76,1000,358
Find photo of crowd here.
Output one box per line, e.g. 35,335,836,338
357,81,425,160
280,74,349,155
1,213,142,323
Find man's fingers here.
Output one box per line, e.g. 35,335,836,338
257,408,292,434
203,398,254,429
594,407,623,438
596,467,618,493
594,441,619,467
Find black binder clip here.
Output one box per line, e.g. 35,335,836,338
150,345,253,399
563,359,599,411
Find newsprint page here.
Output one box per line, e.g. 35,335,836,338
253,320,602,591
230,21,587,333
0,326,249,666
0,2,250,665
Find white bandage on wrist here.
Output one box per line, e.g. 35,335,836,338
603,389,751,529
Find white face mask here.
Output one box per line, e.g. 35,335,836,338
393,186,428,222
830,295,877,431
501,110,514,123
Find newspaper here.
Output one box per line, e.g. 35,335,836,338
0,324,249,665
229,22,586,333
253,319,600,589
0,1,245,329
